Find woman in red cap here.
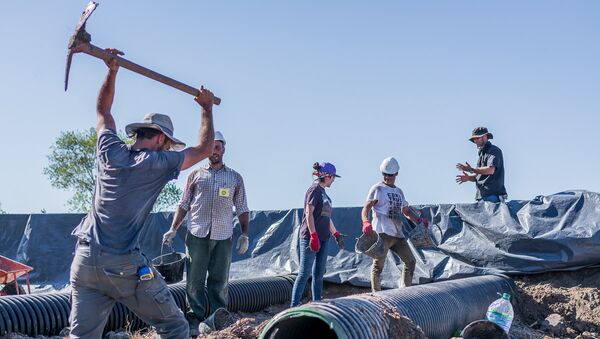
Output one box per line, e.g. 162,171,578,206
290,162,344,307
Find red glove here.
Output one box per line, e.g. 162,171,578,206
362,221,373,234
333,231,345,249
309,232,320,252
416,217,429,229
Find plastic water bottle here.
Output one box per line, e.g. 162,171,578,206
485,292,514,333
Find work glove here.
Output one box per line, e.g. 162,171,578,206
236,234,249,254
162,227,177,246
362,220,373,235
416,217,429,229
309,232,321,252
333,232,346,249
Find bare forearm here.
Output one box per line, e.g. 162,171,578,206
407,211,419,223
329,220,337,234
361,206,369,222
402,207,419,223
473,166,495,175
96,70,117,131
198,106,215,152
170,207,188,230
362,200,376,222
239,212,250,235
181,107,215,170
306,212,316,233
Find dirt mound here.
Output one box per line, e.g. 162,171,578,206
384,307,427,339
511,267,600,338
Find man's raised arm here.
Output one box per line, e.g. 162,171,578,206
95,48,123,134
181,86,216,171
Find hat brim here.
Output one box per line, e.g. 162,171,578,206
125,122,186,151
469,132,493,142
318,173,341,179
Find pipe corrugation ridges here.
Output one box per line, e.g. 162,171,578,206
0,274,297,337
260,274,514,339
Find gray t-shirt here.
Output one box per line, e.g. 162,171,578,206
72,129,184,254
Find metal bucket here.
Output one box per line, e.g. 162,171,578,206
152,252,186,284
355,232,385,259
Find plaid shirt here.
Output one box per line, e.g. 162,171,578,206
179,163,249,240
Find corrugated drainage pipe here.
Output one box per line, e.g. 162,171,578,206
0,274,298,337
260,274,515,339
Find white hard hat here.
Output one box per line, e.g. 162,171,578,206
215,131,226,145
380,157,399,175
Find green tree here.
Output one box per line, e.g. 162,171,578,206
0,202,6,214
44,128,182,212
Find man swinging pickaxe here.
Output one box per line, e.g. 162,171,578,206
64,2,221,105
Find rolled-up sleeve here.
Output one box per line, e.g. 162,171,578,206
179,172,197,211
233,174,249,215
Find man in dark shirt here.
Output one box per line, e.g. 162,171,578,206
69,48,216,339
456,127,507,202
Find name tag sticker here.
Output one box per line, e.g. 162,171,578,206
219,188,230,197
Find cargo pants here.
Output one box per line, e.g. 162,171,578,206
69,243,188,339
371,233,416,291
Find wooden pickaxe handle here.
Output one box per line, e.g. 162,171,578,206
78,43,221,105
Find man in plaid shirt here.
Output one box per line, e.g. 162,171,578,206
163,131,249,335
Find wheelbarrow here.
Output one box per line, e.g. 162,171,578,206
0,255,33,295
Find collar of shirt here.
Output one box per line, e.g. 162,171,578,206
479,141,492,155
204,162,229,173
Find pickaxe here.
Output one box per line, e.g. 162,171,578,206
64,2,221,105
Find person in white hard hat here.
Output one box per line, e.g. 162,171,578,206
162,131,250,336
360,157,429,291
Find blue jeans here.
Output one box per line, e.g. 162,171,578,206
481,195,501,203
290,237,329,307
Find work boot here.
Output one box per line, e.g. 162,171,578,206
198,321,214,335
187,317,200,337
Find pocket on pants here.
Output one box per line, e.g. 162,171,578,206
103,264,139,298
138,277,180,318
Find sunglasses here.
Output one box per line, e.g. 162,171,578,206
383,173,397,177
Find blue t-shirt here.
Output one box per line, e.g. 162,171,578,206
300,182,332,241
72,129,184,254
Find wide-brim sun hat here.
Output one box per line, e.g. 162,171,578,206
125,112,186,150
469,126,493,143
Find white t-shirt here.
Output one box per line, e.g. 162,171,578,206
366,182,409,238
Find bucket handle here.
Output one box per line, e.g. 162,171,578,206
159,243,176,265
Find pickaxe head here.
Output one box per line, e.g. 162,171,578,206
64,2,99,91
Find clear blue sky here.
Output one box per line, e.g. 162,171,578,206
1,1,599,213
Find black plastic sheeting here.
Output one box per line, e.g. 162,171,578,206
1,190,599,291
